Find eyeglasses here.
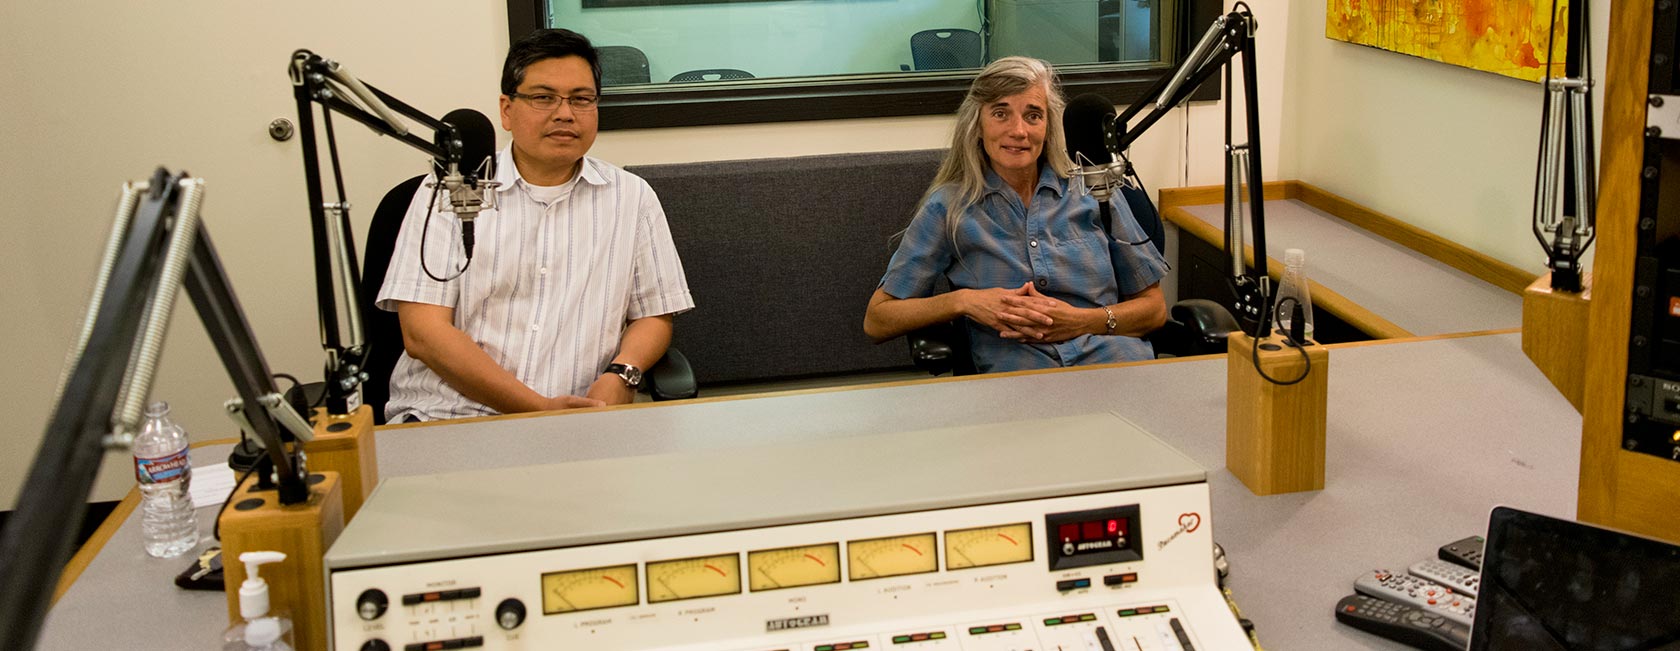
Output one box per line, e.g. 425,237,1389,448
508,92,599,112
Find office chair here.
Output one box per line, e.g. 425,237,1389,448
669,68,754,83
598,45,651,86
290,175,698,422
910,28,984,70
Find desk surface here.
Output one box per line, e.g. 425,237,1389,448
1176,199,1524,337
41,332,1580,650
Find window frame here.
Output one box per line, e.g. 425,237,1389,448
508,0,1222,131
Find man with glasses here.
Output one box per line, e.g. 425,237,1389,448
378,28,693,422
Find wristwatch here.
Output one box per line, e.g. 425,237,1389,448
604,363,643,389
1103,306,1117,335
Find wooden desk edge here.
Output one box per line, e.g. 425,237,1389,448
1160,203,1415,340
1161,181,1532,294
1160,179,1537,337
53,436,243,605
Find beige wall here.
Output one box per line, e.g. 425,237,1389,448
0,1,1285,507
1280,2,1609,273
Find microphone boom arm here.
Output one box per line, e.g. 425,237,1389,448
0,170,313,651
288,50,463,415
1112,5,1272,334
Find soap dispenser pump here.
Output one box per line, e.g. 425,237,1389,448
224,551,295,650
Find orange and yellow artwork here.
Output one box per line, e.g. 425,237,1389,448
1326,0,1570,82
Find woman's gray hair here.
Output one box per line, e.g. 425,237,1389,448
923,56,1073,241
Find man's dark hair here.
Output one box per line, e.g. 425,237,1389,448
502,28,602,95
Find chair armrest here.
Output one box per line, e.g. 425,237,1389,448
908,325,957,376
1170,299,1241,356
644,348,698,401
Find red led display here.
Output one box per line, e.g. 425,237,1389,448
1058,518,1130,541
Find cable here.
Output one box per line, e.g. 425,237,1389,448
1247,294,1311,386
209,463,257,544
419,179,469,282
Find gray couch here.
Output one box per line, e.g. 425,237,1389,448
627,149,944,386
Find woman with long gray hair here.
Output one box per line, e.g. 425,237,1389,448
863,56,1168,373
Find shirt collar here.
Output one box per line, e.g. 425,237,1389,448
981,162,1065,200
493,147,607,193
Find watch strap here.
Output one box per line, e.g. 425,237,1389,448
604,362,642,388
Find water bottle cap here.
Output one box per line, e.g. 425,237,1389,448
145,401,170,418
1284,248,1305,266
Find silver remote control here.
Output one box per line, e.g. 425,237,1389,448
1409,558,1480,598
1354,569,1476,626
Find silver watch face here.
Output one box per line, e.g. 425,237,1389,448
620,366,643,387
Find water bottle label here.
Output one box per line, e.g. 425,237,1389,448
135,448,190,485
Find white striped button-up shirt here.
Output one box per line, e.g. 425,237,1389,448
378,149,694,422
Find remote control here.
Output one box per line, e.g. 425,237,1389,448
1438,535,1485,570
1354,570,1476,626
1410,558,1480,598
1335,594,1471,651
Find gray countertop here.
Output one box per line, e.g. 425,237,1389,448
41,332,1579,650
1179,199,1524,336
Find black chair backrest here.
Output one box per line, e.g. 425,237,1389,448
598,45,651,86
911,28,983,70
357,174,426,425
669,68,754,82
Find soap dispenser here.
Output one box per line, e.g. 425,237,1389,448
223,551,295,651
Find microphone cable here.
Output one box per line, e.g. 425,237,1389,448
418,178,472,282
1246,293,1311,386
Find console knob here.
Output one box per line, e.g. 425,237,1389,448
496,598,527,630
356,589,389,621
359,640,391,651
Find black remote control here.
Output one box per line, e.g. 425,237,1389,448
1335,594,1470,651
1438,535,1485,570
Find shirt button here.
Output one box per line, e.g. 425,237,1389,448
1030,239,1038,248
538,267,549,276
1036,278,1047,287
529,324,540,332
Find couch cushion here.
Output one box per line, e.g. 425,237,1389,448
628,149,944,385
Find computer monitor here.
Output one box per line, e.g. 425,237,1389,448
1470,506,1680,650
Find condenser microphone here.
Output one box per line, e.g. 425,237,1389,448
435,108,499,259
1063,93,1127,201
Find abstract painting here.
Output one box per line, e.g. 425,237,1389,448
1326,0,1570,82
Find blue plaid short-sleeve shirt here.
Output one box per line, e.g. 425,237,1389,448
879,163,1169,373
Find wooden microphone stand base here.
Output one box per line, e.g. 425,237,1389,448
219,471,345,651
301,404,378,520
1226,331,1330,496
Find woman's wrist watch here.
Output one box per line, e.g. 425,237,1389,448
604,363,643,389
1103,306,1117,335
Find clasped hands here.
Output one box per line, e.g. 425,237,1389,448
965,282,1098,343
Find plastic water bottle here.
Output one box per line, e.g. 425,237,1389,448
134,401,198,558
1275,248,1316,342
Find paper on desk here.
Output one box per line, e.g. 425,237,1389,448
190,462,237,508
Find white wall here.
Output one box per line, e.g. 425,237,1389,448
0,0,1284,508
1279,2,1609,272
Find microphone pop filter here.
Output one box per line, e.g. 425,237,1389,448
439,108,497,180
1064,94,1117,167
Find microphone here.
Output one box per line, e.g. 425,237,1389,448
1063,93,1128,201
435,108,499,260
